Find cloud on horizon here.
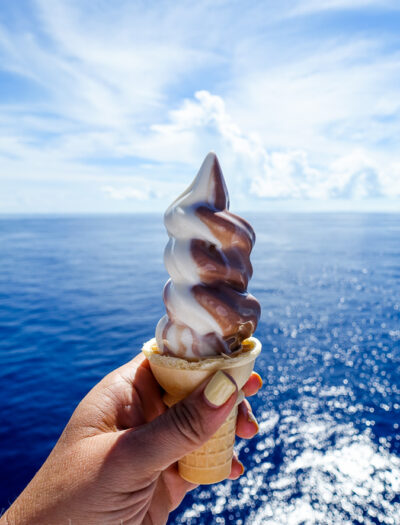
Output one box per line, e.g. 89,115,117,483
150,90,400,201
0,0,400,212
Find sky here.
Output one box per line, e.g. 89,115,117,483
0,0,400,213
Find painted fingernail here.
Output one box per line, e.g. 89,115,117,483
238,461,245,476
254,372,263,389
247,410,259,433
204,371,236,407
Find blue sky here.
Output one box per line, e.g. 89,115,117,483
1,0,400,213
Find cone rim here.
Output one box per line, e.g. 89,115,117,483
142,336,261,371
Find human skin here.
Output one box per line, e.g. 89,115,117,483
1,353,262,525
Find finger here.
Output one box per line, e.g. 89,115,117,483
118,354,163,408
119,370,238,471
69,354,164,434
127,356,166,422
228,453,245,480
159,464,199,511
102,354,166,428
236,399,259,439
242,372,263,397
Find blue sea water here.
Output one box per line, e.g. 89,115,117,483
0,213,399,524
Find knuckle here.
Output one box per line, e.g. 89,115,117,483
170,401,207,447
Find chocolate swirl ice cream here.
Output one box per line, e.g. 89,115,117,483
156,152,260,360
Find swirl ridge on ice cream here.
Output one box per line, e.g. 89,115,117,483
156,152,260,360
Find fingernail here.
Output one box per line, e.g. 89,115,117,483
204,371,236,407
254,372,263,389
247,410,259,433
238,461,245,476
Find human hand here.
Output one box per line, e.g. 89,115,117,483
2,353,262,525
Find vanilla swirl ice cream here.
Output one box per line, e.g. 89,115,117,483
156,152,260,360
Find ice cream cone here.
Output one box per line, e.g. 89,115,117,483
142,336,261,484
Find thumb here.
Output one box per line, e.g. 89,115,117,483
124,370,238,471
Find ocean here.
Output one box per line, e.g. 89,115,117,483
0,213,399,524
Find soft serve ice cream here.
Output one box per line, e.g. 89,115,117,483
156,152,260,360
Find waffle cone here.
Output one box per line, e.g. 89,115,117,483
142,337,261,484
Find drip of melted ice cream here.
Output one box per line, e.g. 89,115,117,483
156,152,260,360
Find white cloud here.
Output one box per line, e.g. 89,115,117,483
288,0,400,17
151,90,400,201
102,185,160,201
0,0,399,212
328,150,382,199
225,37,400,162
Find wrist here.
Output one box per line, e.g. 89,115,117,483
1,482,47,525
1,504,23,525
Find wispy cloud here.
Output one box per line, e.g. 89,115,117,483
102,184,164,201
0,0,399,212
288,0,400,17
